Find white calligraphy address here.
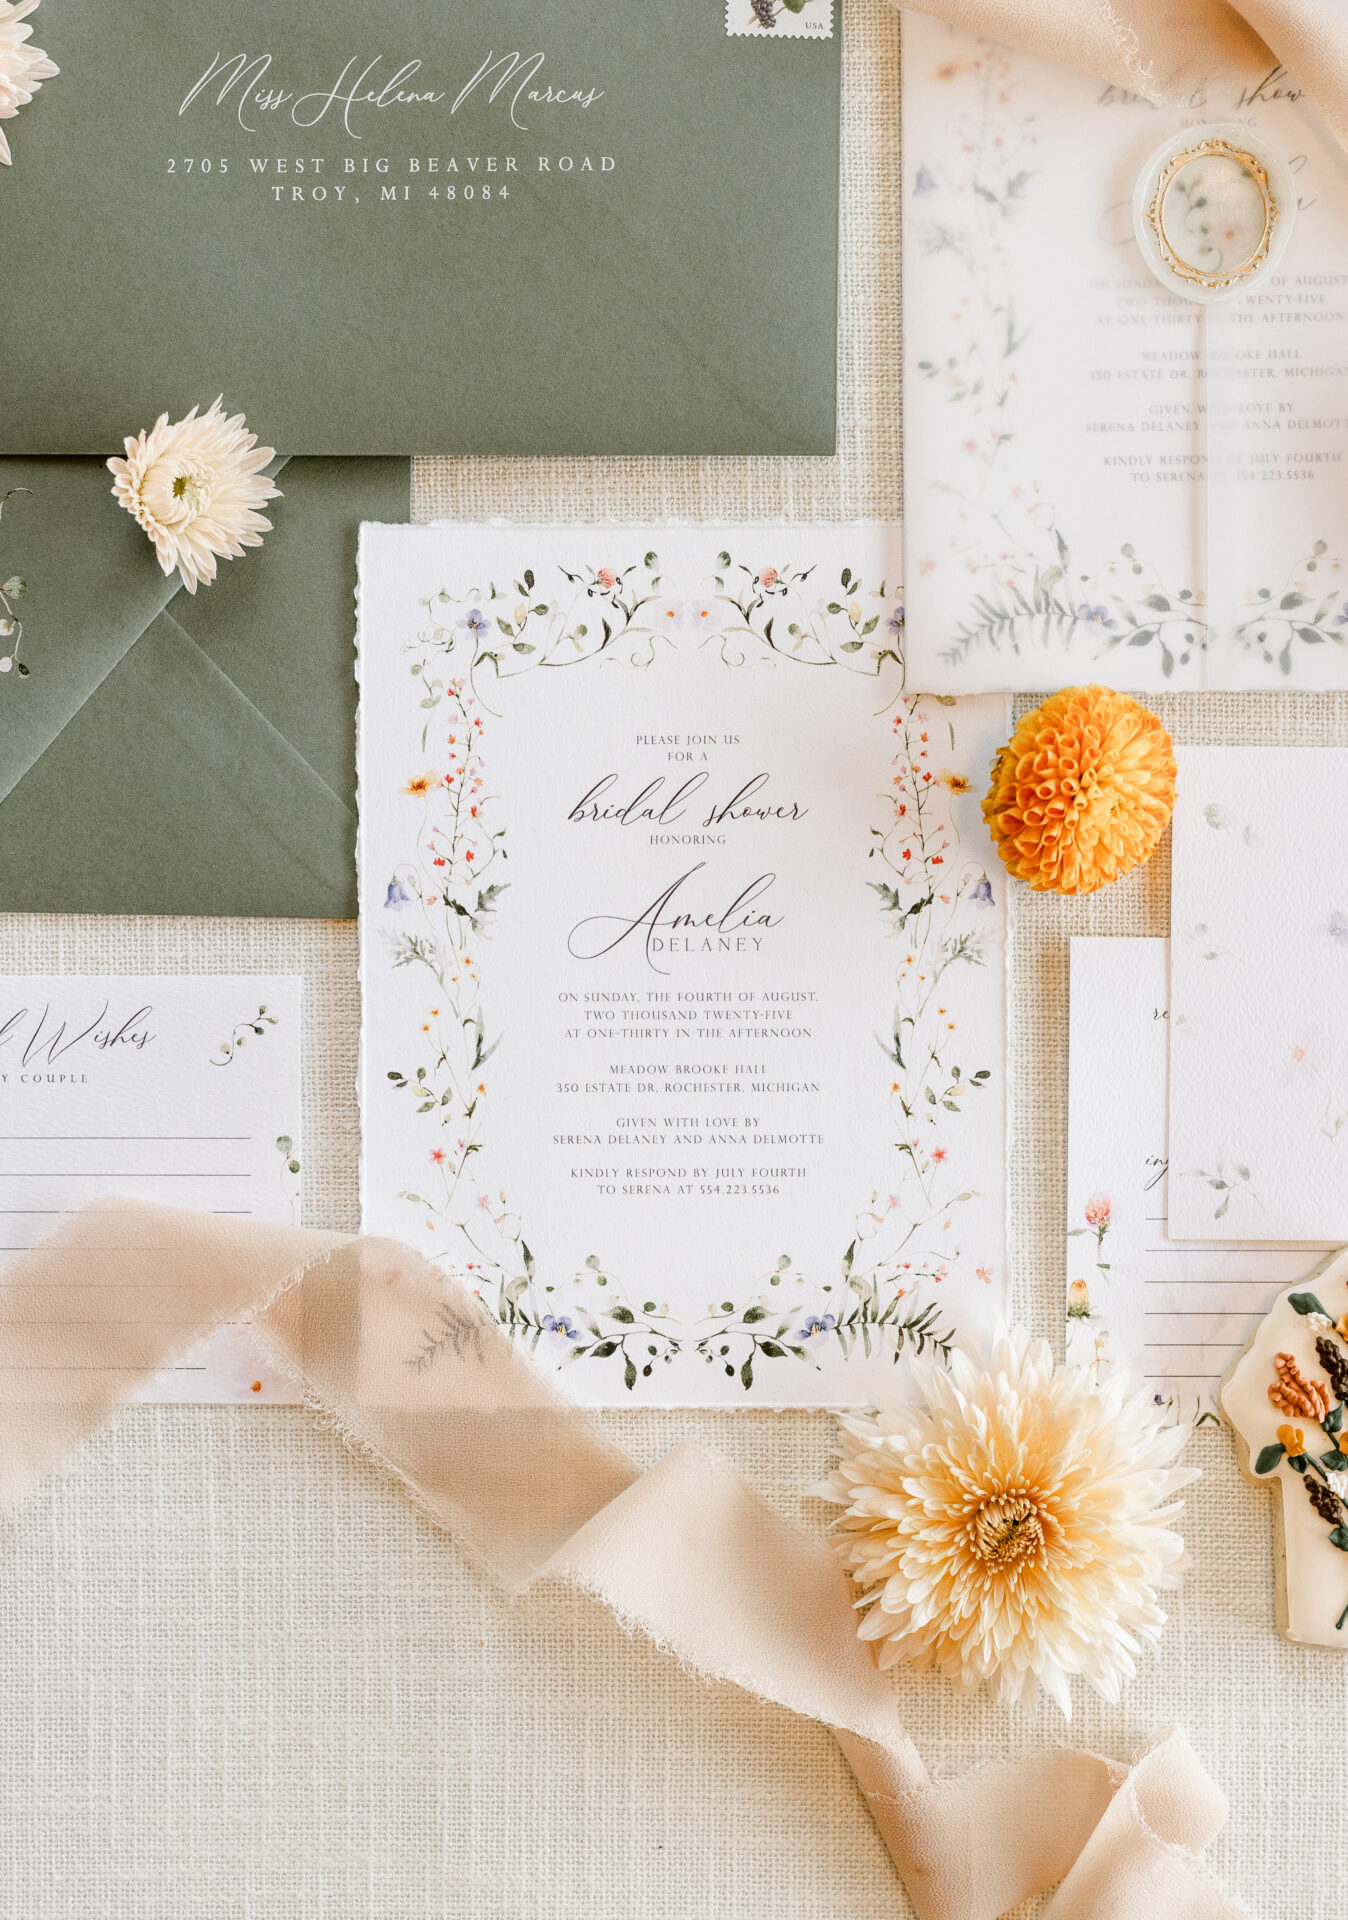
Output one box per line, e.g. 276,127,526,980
179,49,604,137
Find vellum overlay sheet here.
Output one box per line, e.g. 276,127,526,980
902,14,1348,691
1169,746,1348,1244
0,976,302,1403
1067,938,1319,1421
357,524,1010,1406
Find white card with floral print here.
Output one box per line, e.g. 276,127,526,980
1169,747,1348,1242
902,14,1348,691
0,976,302,1403
1067,936,1320,1421
357,523,1010,1405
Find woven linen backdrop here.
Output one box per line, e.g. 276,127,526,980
2,3,1348,1915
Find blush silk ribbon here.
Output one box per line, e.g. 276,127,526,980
898,0,1348,156
0,1201,1248,1920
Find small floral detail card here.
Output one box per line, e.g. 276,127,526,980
726,0,833,38
357,524,1010,1406
1169,747,1348,1243
902,16,1348,691
1067,936,1321,1423
0,975,302,1402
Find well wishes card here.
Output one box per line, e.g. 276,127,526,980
3,0,842,454
0,975,302,1402
358,524,1010,1405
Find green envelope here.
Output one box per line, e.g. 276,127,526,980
1,0,842,454
0,458,409,918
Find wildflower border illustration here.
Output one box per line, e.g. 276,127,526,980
1065,1193,1112,1385
909,36,1346,678
378,546,999,1392
1065,1187,1225,1427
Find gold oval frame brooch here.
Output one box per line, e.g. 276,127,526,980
1133,122,1296,305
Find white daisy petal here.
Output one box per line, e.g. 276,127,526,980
0,0,57,164
107,399,282,593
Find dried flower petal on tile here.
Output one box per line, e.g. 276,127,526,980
1268,1352,1331,1423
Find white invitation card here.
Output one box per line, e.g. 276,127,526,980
1169,746,1348,1243
358,524,1010,1405
0,976,302,1403
902,14,1348,691
1067,937,1318,1421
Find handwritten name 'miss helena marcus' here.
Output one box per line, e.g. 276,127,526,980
179,50,604,137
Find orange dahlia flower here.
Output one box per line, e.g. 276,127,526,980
982,686,1176,895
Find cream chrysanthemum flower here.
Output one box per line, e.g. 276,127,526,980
0,0,58,166
824,1326,1194,1716
107,399,281,594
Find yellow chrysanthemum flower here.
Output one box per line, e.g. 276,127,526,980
982,686,1176,895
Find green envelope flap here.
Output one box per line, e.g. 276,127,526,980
0,458,191,803
0,0,841,454
0,455,409,917
0,608,356,917
167,458,407,804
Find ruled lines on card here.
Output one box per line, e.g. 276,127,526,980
0,976,302,1403
1137,1206,1315,1407
0,1132,259,1250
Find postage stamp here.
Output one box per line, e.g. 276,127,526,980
726,0,834,39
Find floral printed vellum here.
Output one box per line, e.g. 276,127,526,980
1067,936,1318,1424
901,18,1348,693
1169,747,1348,1244
357,523,1011,1406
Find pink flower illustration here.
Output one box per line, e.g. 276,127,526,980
1084,1194,1111,1228
595,567,616,590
